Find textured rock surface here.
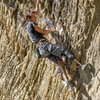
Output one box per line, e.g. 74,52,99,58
0,0,100,100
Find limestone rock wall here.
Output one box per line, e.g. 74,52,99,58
0,0,100,100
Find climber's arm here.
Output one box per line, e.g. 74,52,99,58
34,25,55,35
35,0,40,17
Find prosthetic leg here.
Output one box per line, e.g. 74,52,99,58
74,59,89,70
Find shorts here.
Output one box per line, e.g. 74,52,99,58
38,41,65,65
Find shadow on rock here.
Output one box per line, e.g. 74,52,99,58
75,63,95,100
77,63,95,84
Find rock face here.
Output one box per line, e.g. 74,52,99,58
0,0,100,100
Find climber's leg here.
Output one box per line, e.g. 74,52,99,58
58,60,69,80
38,41,75,63
46,54,69,80
47,42,75,61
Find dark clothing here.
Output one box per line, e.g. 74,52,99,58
27,22,45,44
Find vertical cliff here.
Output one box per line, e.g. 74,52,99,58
0,0,100,100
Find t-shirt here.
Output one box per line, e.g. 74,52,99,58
27,22,45,44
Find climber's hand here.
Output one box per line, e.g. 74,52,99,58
49,29,55,32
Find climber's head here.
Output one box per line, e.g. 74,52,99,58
26,11,38,22
31,11,38,22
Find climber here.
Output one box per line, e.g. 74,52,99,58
26,0,75,86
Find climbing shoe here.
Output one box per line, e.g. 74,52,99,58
62,80,68,87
